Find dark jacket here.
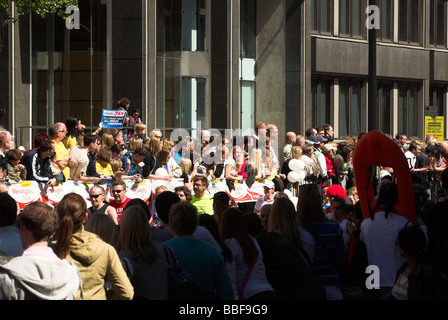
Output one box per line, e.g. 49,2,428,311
21,149,38,180
395,259,448,300
256,231,326,300
31,151,52,183
423,199,448,273
86,152,100,177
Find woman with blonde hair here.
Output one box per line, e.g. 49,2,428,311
51,193,134,300
128,136,143,151
249,148,263,181
101,133,115,149
281,146,303,185
262,137,279,175
149,129,163,140
142,138,172,181
121,137,143,173
224,145,246,190
179,157,193,187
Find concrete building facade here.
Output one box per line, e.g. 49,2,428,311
1,0,448,148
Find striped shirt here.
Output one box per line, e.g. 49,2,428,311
305,219,346,287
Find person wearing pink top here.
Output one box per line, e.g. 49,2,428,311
0,202,81,300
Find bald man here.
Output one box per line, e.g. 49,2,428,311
282,131,297,161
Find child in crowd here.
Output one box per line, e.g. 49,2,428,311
96,147,114,178
110,158,123,176
128,123,147,141
322,186,331,214
50,152,66,184
346,187,359,204
6,148,27,182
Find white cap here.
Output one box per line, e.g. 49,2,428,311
263,180,275,189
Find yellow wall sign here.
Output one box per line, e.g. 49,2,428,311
425,116,444,142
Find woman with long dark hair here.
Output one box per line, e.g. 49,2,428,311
256,197,326,300
296,184,346,300
51,193,133,300
119,205,169,299
219,208,276,300
64,116,84,150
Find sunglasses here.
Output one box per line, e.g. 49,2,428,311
112,190,124,194
90,194,102,199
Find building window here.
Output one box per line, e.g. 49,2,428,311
430,0,447,48
311,0,333,35
240,81,255,132
339,79,363,138
182,0,207,51
398,0,422,45
430,85,446,117
181,77,207,128
378,0,393,42
339,0,366,39
398,82,420,138
311,77,332,128
240,0,256,58
31,0,107,139
377,82,392,135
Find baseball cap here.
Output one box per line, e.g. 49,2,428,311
314,135,328,144
323,143,337,154
263,180,275,189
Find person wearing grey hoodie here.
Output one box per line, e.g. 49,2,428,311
0,202,82,300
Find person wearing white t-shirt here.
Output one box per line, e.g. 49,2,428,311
405,141,428,176
69,134,102,183
254,180,275,214
360,183,410,294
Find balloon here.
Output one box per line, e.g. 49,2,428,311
287,171,300,183
297,171,306,182
289,159,305,172
288,159,299,171
294,160,306,172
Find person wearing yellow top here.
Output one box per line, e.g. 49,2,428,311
190,175,214,215
63,116,84,151
50,122,74,181
96,147,114,177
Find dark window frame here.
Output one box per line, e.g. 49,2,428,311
377,81,393,135
377,0,394,43
311,0,334,36
397,81,422,138
339,0,367,40
430,0,447,48
338,78,365,138
311,76,333,128
398,0,423,46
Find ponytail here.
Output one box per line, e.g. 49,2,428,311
55,193,87,259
